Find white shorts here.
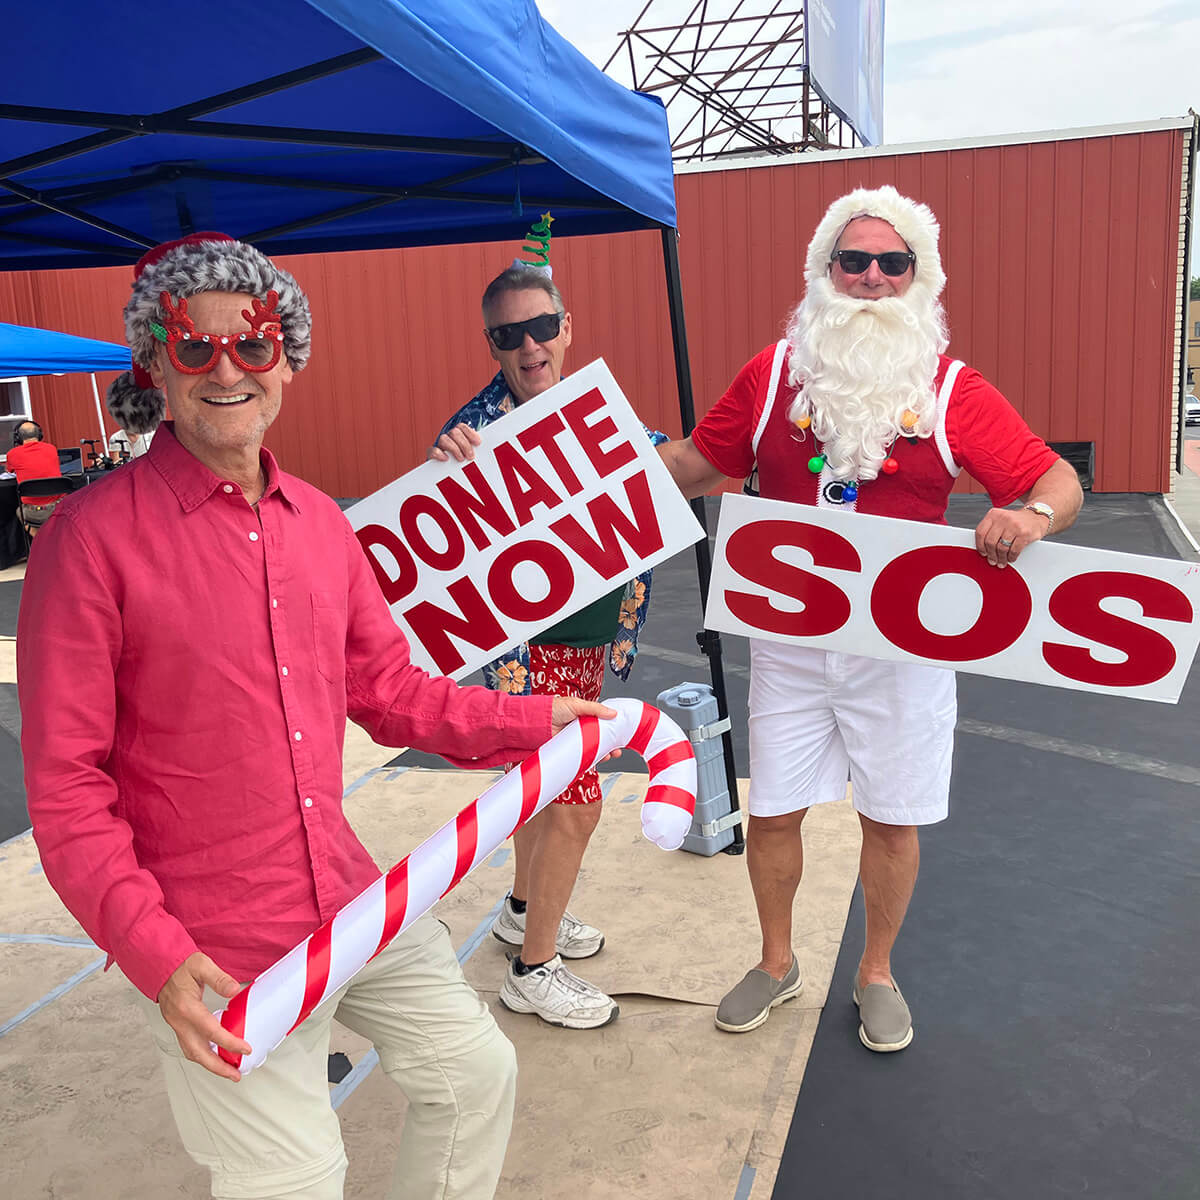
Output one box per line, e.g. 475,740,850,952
747,640,957,826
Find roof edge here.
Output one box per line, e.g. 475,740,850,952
673,115,1197,176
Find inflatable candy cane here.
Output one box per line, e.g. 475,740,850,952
216,698,696,1073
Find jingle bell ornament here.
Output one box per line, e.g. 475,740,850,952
793,414,812,430
808,455,826,473
882,457,899,475
843,484,859,502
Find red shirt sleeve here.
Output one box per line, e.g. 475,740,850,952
690,346,776,479
946,368,1060,508
17,508,199,1000
340,521,554,767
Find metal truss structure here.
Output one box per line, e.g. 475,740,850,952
604,1,860,163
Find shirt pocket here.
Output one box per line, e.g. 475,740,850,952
311,591,348,684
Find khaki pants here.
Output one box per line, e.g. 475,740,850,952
135,915,517,1199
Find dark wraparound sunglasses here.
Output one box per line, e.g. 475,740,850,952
832,249,915,277
486,312,563,351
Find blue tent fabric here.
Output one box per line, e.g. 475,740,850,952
0,323,131,377
0,0,676,269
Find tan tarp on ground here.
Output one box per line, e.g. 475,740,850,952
0,721,862,1199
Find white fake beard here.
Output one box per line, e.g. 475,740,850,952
785,273,948,481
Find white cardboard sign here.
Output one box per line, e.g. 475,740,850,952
705,493,1200,703
348,359,704,679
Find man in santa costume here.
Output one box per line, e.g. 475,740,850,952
660,185,1083,1051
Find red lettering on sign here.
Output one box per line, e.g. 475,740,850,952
1044,571,1192,687
404,577,507,676
563,388,636,477
487,541,575,622
519,412,584,497
550,471,663,579
495,442,562,526
871,546,1031,661
436,463,516,552
399,494,466,571
724,519,860,636
356,524,417,605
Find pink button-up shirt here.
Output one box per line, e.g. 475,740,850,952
18,423,553,1000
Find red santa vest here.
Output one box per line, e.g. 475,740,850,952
748,339,965,525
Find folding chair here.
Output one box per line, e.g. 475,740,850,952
17,476,73,547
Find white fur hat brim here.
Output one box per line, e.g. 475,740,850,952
804,185,946,299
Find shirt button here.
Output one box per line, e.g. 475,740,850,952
272,598,278,609
223,484,234,494
294,730,302,741
249,531,259,542
281,666,289,676
304,797,313,808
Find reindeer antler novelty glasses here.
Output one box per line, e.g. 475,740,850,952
150,291,285,374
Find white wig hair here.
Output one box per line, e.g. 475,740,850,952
785,186,951,481
803,183,946,301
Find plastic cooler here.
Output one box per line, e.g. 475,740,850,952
655,682,738,856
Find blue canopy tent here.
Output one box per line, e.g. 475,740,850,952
0,0,741,839
0,322,131,376
0,321,132,449
0,0,676,266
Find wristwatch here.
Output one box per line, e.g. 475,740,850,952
1024,501,1055,534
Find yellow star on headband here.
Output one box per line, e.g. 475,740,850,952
540,211,554,227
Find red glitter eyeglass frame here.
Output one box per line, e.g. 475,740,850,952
150,290,285,374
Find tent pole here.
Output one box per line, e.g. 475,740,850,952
659,224,744,854
89,373,108,447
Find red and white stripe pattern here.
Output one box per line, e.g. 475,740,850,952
217,698,696,1073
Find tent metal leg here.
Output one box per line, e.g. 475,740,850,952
659,225,744,854
89,373,108,447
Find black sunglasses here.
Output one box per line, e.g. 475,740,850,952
486,312,563,351
831,249,915,277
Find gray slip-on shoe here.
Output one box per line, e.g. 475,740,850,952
715,957,802,1033
852,978,913,1052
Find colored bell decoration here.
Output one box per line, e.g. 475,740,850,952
882,457,900,475
842,483,858,502
793,414,812,430
900,409,919,432
808,455,826,473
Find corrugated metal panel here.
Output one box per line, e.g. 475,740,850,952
0,125,1185,496
0,265,130,453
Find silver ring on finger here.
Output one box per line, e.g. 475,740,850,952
998,537,1014,547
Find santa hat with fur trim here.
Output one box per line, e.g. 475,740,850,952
106,232,312,435
803,185,946,301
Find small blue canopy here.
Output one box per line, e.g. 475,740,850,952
0,323,131,377
0,0,676,269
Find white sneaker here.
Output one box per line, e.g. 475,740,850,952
498,955,618,1029
490,895,605,959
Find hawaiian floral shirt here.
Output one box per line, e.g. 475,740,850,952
437,371,666,695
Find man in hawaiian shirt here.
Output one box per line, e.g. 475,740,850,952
431,266,661,1030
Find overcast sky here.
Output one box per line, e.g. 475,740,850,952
537,1,1200,272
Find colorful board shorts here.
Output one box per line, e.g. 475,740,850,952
527,642,606,805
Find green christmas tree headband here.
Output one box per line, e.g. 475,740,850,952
515,211,554,273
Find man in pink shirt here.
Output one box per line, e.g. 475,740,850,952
660,187,1083,1054
18,233,612,1200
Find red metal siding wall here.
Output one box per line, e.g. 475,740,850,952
673,128,1185,495
0,127,1183,496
